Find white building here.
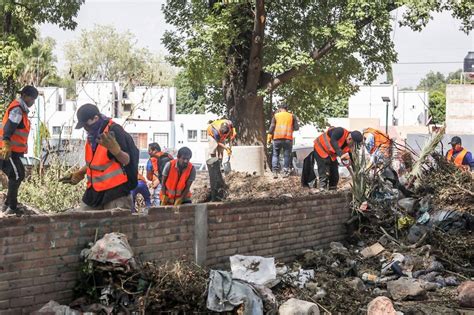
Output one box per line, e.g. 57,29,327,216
174,113,218,166
348,85,429,128
76,81,123,119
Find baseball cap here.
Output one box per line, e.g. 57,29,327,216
448,136,462,145
18,85,39,98
75,103,100,129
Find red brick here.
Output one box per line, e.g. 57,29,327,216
0,300,9,309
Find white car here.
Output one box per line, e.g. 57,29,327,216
20,156,41,167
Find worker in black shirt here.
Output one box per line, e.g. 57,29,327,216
60,104,139,210
313,127,363,190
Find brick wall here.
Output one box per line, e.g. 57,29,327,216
0,191,350,314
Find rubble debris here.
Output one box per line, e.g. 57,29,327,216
367,296,396,315
348,277,366,291
386,278,426,301
207,270,264,315
230,255,276,286
278,298,320,315
457,281,474,308
36,300,80,315
360,242,385,258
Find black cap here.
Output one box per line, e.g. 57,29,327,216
350,130,363,144
278,103,288,110
448,136,462,145
75,103,100,129
18,85,39,98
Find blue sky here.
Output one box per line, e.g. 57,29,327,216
40,0,474,88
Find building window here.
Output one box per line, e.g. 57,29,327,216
57,94,64,111
130,133,148,149
200,130,208,141
187,130,197,142
63,126,72,135
123,103,131,112
153,133,169,148
52,126,61,135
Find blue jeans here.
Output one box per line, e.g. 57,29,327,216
151,185,161,207
131,181,151,212
272,139,293,171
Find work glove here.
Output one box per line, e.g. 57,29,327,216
0,140,11,160
225,147,232,156
174,198,183,206
266,134,273,145
59,171,85,185
98,132,121,156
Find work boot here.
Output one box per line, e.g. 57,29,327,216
273,170,279,179
3,207,16,216
282,169,290,178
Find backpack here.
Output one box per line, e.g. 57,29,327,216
157,153,173,182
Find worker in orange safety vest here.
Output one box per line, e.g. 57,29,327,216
267,103,299,178
446,136,473,171
0,86,38,216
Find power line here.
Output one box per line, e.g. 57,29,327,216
395,61,462,65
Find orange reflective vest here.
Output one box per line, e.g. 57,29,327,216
447,148,468,167
85,120,128,192
0,100,30,153
207,119,236,142
161,159,193,201
314,128,350,161
273,111,294,140
363,127,392,156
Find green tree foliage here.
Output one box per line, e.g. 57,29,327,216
163,0,473,144
429,90,446,125
175,71,207,114
16,36,57,86
416,69,464,124
64,25,176,89
1,0,83,104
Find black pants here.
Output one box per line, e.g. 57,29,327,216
314,151,339,190
1,155,25,210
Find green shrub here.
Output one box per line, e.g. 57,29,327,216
19,159,84,213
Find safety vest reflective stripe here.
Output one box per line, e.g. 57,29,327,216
87,168,126,184
0,123,29,138
9,141,27,148
447,148,468,167
87,161,114,171
273,112,294,140
207,119,235,142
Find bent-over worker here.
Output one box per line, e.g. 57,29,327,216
207,119,236,160
363,127,392,169
160,147,196,206
313,127,363,190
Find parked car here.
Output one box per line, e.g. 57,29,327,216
20,156,41,167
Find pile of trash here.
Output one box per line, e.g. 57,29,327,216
37,232,474,314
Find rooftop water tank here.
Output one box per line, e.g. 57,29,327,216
464,51,474,73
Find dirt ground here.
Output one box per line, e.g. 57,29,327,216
192,171,352,203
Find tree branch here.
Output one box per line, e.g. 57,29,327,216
244,0,265,95
264,1,399,93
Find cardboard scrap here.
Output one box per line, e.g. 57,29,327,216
361,242,385,258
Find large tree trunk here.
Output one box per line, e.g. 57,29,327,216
223,0,266,146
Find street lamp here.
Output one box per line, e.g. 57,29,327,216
381,96,390,135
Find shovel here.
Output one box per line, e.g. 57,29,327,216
223,156,231,175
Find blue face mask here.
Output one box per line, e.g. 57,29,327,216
87,115,107,150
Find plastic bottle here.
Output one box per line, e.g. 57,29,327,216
362,273,380,283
